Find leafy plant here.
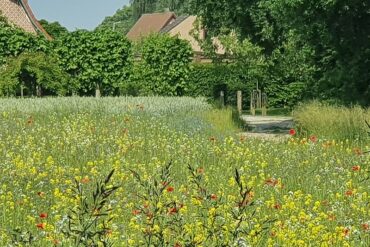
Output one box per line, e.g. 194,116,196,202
130,34,192,96
63,170,119,247
0,52,69,97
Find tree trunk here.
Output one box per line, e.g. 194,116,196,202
20,85,24,98
95,83,101,98
36,85,42,97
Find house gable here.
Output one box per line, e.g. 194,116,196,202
0,0,52,40
126,12,176,41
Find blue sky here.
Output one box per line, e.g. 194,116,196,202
29,0,130,31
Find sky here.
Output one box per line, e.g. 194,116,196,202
29,0,130,31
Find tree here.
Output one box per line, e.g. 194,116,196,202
38,19,69,39
55,30,132,97
0,52,69,97
130,34,192,96
96,5,135,34
0,16,49,65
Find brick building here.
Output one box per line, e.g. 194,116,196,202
0,0,51,39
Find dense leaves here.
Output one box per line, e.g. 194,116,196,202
0,52,68,96
38,19,69,39
128,34,192,96
55,30,132,96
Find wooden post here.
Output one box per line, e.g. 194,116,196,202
237,90,242,114
250,91,255,116
220,91,225,108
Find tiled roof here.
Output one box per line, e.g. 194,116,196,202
127,12,176,41
160,15,189,34
20,0,52,40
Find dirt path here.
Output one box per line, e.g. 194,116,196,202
240,115,294,141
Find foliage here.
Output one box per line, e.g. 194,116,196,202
293,101,370,142
191,0,370,105
128,34,192,96
63,170,119,246
38,19,69,39
55,30,132,96
0,16,49,65
0,52,69,96
96,6,135,34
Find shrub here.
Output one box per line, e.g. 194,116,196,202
0,52,69,96
128,34,193,96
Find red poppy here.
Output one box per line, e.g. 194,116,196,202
210,194,217,200
174,243,182,247
168,207,177,215
39,213,48,219
343,228,350,236
132,209,141,215
36,223,45,230
167,186,174,192
197,167,204,174
265,178,278,187
345,190,353,196
161,181,169,187
362,223,369,231
352,165,360,171
309,135,318,143
273,203,281,210
289,129,296,136
81,177,90,184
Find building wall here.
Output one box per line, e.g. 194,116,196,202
168,16,225,55
0,0,36,34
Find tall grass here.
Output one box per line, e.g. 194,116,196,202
293,101,370,142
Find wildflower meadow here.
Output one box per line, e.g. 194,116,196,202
0,97,369,246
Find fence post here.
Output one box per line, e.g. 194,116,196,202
220,91,225,107
237,90,242,114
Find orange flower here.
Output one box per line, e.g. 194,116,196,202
174,243,182,247
345,190,353,196
168,207,177,215
362,223,369,231
309,135,318,143
343,228,350,237
167,186,174,192
210,194,217,200
39,213,48,219
36,223,46,230
197,167,204,174
352,165,360,171
132,209,141,215
273,203,281,210
81,177,90,184
265,178,278,187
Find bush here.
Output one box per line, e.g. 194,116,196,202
127,34,193,96
293,101,370,142
0,52,69,96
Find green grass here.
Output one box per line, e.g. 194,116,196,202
293,101,370,142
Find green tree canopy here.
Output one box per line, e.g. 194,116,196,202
55,30,132,97
38,19,69,39
96,5,135,34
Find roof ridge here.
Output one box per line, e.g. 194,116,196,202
19,0,52,40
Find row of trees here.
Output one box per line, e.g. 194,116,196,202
0,16,195,98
